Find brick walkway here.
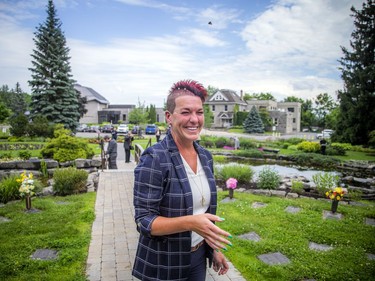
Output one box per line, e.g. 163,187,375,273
86,152,246,280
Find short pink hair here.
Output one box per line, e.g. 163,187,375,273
166,79,208,112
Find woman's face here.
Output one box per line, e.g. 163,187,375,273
166,95,204,145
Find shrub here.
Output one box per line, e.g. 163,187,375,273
213,155,227,164
239,138,257,149
215,137,229,148
326,146,346,156
41,126,94,162
312,172,340,196
215,164,254,185
18,150,32,160
53,167,88,196
289,153,340,168
291,180,304,197
235,149,264,158
257,167,280,192
0,152,13,160
297,141,320,153
0,174,21,203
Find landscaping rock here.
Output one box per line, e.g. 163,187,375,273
257,252,290,265
309,242,333,251
238,232,261,242
31,249,58,260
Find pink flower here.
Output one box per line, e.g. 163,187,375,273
226,178,238,189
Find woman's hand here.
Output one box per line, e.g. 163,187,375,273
212,250,229,275
190,213,232,251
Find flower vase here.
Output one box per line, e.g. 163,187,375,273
25,195,32,210
229,189,234,199
331,200,339,213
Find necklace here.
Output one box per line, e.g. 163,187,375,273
190,171,206,207
182,156,206,207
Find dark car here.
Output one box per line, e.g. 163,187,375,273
145,124,158,135
101,124,114,133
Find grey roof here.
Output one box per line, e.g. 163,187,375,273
207,89,247,105
74,84,109,104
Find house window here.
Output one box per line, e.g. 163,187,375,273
214,95,223,100
274,118,278,125
293,118,296,123
122,114,127,121
212,105,215,111
156,114,160,123
224,105,228,111
288,107,295,112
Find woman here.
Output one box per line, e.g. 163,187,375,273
133,80,231,281
124,131,134,163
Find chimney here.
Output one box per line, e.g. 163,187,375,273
240,90,243,100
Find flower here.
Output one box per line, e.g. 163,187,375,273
226,178,238,189
17,171,35,197
325,187,346,201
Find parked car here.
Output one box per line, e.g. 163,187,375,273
101,124,114,133
145,124,158,135
117,124,129,134
76,124,89,132
317,129,334,139
88,125,100,133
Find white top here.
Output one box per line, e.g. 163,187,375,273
181,155,211,247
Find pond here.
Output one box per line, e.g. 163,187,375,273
222,162,340,182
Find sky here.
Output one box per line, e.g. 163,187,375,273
0,0,364,107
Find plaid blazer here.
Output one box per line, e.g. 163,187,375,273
132,132,217,281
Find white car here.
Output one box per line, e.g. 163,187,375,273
117,124,129,134
317,129,334,139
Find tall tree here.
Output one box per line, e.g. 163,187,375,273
335,0,375,145
243,106,264,133
313,93,337,128
0,83,29,117
147,104,157,124
28,0,80,131
129,99,149,125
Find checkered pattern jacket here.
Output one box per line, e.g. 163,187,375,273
132,132,217,281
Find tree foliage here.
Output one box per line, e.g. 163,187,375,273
128,99,149,124
28,0,80,132
244,92,276,101
0,83,29,118
335,0,375,145
243,106,264,133
313,93,337,128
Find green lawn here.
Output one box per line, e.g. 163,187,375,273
217,191,375,281
0,194,96,281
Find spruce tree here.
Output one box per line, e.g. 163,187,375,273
243,106,264,133
335,0,375,145
28,0,80,131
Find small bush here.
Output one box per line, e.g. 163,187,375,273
297,141,320,153
235,149,264,158
326,146,346,156
18,150,32,160
257,167,280,191
53,167,88,196
0,152,13,160
213,155,227,164
0,174,21,203
215,164,254,185
312,172,340,196
291,180,304,196
239,138,257,149
215,137,229,148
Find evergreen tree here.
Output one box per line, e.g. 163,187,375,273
28,0,80,131
335,0,375,145
148,104,157,124
0,83,29,117
203,104,213,128
243,106,264,133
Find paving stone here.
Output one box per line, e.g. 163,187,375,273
220,197,237,203
0,216,11,223
367,253,375,260
309,242,333,251
25,208,41,214
365,217,375,226
55,201,70,205
257,252,290,265
238,231,261,242
31,249,58,260
252,202,267,208
285,206,301,213
323,210,343,220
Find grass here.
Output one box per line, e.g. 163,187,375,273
0,193,96,281
217,191,375,281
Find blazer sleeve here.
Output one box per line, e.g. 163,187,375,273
133,149,166,239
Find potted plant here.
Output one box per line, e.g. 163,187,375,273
325,187,346,213
226,178,238,199
17,171,35,210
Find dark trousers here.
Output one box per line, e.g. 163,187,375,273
187,243,207,281
125,149,131,163
108,157,117,169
